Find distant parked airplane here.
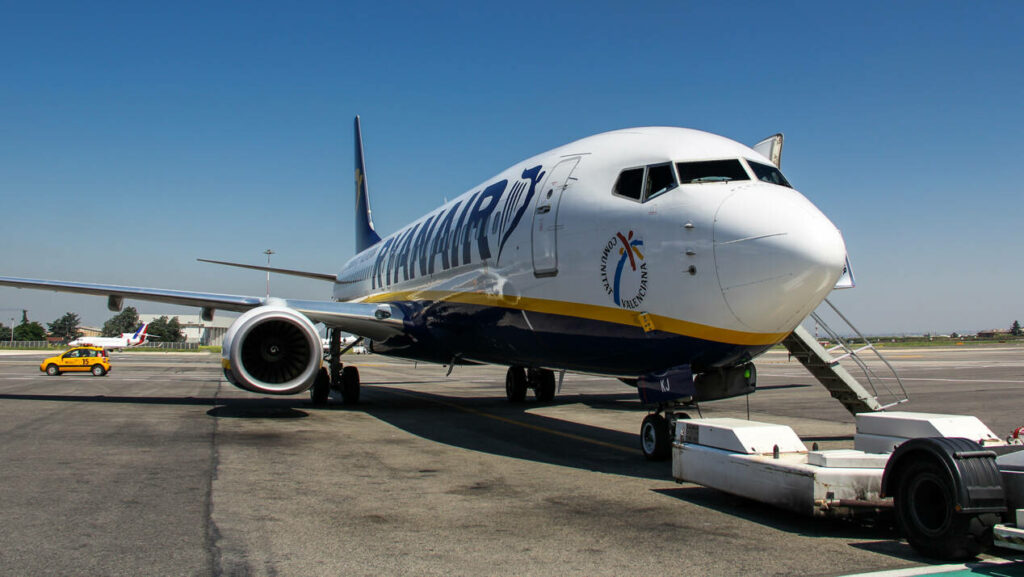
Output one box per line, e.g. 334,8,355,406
320,335,368,355
69,323,154,350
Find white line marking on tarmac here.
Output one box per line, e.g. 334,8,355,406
841,557,1024,576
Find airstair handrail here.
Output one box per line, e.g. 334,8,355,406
808,298,909,410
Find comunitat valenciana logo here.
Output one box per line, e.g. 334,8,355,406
600,230,648,309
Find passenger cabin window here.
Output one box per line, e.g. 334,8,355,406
644,163,677,201
747,160,792,188
613,167,644,201
675,159,749,184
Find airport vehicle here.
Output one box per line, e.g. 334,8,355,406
40,346,111,376
69,322,154,350
671,412,1024,560
0,118,847,425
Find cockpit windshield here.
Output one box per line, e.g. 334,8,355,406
746,159,792,188
675,159,749,184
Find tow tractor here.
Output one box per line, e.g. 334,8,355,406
669,411,1024,560
636,301,1024,559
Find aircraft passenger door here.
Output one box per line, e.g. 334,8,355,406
532,157,580,277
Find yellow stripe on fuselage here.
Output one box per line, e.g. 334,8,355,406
359,290,787,346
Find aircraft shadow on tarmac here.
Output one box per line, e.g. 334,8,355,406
354,384,670,481
347,384,936,561
0,385,658,481
0,386,952,560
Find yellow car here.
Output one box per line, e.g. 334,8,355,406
40,346,111,376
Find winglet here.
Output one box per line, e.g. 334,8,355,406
354,116,382,253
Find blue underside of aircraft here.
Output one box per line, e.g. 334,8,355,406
369,299,771,376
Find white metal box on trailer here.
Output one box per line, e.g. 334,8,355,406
854,412,1002,454
671,419,887,517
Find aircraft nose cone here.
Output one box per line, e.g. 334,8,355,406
713,186,846,333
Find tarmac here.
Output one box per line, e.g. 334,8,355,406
0,346,1022,576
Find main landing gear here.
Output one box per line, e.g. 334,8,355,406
505,366,557,403
310,330,361,406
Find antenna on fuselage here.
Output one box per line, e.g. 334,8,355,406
354,116,382,253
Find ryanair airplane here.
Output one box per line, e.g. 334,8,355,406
0,117,848,458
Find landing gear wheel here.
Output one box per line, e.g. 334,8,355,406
505,366,527,402
310,367,330,406
46,364,60,376
895,458,996,560
640,413,671,461
90,364,107,377
530,369,556,402
340,366,360,405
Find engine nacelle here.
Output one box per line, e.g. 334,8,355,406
221,305,323,395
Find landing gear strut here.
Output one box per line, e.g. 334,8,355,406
310,329,362,406
505,366,557,403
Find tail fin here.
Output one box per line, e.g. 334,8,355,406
132,323,148,342
354,116,382,253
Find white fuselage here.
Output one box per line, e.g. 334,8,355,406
70,328,148,350
328,128,846,376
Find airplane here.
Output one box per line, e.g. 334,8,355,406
319,335,368,355
68,322,155,350
0,117,848,459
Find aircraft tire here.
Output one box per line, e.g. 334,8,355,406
894,457,996,560
531,369,556,402
310,367,330,405
341,366,360,405
640,414,671,461
46,364,60,376
505,366,527,402
90,364,107,377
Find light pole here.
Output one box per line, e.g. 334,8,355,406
263,249,275,298
9,317,14,346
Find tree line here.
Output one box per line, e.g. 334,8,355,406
0,307,185,344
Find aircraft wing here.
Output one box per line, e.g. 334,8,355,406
0,276,405,341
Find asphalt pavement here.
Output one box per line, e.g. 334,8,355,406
0,347,1022,576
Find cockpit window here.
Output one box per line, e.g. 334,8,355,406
746,160,792,188
613,167,644,200
644,163,677,201
675,159,749,184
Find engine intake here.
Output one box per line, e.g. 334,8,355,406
221,306,323,395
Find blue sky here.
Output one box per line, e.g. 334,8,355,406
1,1,1021,334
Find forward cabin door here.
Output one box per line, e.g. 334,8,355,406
531,157,580,277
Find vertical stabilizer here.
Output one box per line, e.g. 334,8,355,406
354,116,382,253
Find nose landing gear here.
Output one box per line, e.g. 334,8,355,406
640,404,692,461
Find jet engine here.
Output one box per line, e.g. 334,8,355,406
221,305,323,395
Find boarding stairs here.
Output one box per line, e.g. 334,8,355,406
781,299,908,415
